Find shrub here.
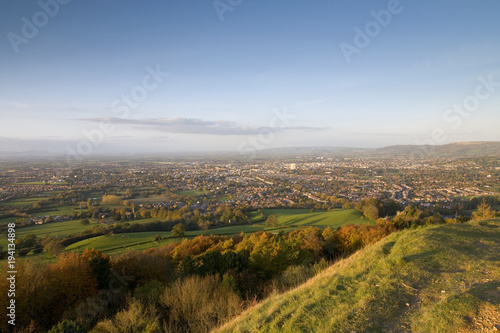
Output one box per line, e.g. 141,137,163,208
160,275,242,332
18,248,31,256
273,265,314,293
32,244,44,254
111,251,175,286
91,300,161,333
134,281,165,305
49,320,85,333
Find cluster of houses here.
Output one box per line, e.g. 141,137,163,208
0,157,498,220
27,215,73,225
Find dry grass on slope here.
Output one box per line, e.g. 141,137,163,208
215,219,500,333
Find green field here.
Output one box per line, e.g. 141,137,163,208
0,219,95,251
217,218,500,333
99,204,126,210
14,181,68,185
37,205,83,217
175,189,209,196
38,190,65,195
249,210,265,222
3,217,172,242
2,197,42,207
64,225,266,255
0,203,83,220
0,217,190,258
129,195,167,205
62,209,371,255
1,220,93,243
0,208,372,257
65,231,178,255
0,217,20,225
259,208,370,228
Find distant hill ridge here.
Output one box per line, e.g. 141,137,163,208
373,141,500,157
259,141,500,157
216,219,500,333
1,141,499,158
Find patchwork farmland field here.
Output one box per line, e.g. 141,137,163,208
65,231,178,255
62,209,372,255
259,208,370,228
0,206,374,258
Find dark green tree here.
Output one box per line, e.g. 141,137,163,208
172,223,185,237
82,249,111,289
179,254,197,277
266,215,278,227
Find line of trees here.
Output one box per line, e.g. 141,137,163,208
0,222,392,332
1,200,497,332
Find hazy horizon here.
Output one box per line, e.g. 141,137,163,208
1,1,500,156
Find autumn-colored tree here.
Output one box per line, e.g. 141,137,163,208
50,252,99,311
0,260,51,331
296,227,324,261
286,227,323,262
171,235,222,263
334,225,364,254
235,232,260,254
248,233,278,277
0,253,99,332
471,199,496,221
101,195,123,205
359,225,388,246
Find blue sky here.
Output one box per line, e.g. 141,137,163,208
1,0,499,155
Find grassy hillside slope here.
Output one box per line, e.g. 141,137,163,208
216,219,500,333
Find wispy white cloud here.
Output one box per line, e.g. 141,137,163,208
78,117,329,136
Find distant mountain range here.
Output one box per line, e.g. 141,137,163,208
1,141,499,159
373,141,500,157
259,141,500,158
